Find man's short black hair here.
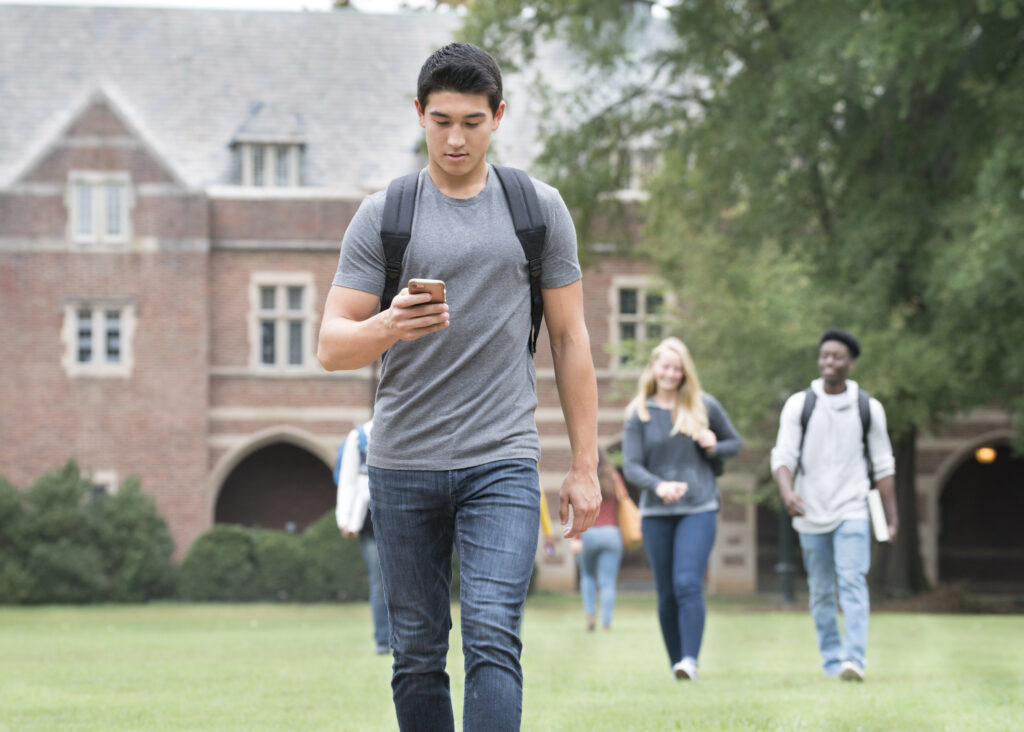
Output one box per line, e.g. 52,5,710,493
819,328,861,359
417,42,503,115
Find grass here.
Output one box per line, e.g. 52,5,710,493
1,594,1022,731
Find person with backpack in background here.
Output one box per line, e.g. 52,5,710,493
771,328,898,682
317,42,599,732
335,418,390,656
622,337,742,681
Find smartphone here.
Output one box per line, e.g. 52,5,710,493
408,278,446,304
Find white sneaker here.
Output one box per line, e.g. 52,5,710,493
672,657,698,681
839,661,864,681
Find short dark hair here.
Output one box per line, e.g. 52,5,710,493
819,328,861,359
417,43,503,115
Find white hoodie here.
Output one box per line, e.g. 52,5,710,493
335,420,373,534
770,379,895,534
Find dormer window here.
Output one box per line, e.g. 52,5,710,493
231,102,305,188
241,143,301,187
67,171,133,245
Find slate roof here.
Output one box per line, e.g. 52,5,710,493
0,5,551,195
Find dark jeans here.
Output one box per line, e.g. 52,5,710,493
357,530,390,649
642,510,718,666
368,459,540,732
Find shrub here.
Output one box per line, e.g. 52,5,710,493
177,524,258,601
252,529,307,601
0,461,177,605
89,477,176,602
0,478,30,603
299,513,368,602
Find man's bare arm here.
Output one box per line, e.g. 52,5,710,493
542,280,600,538
317,285,449,371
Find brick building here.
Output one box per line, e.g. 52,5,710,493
2,5,1020,594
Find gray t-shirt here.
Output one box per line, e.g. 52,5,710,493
621,393,743,516
333,165,581,470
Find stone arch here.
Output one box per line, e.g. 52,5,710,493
930,430,1023,593
207,426,337,534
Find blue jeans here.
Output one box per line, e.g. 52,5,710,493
358,530,390,649
642,511,717,666
368,459,540,732
798,519,871,675
579,525,623,629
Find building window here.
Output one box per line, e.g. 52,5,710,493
86,470,119,500
611,279,671,368
62,300,137,377
67,171,133,245
250,274,316,371
241,144,300,187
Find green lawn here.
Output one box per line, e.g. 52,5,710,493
1,594,1021,731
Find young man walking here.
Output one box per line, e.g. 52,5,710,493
318,43,600,731
771,328,898,681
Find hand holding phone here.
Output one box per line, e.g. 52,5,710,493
408,278,446,304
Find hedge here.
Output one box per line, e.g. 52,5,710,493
0,461,175,604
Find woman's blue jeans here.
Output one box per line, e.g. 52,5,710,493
642,510,717,666
368,459,540,732
578,525,623,628
798,519,871,675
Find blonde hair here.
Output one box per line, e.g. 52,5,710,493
626,337,709,438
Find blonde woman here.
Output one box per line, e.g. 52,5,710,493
622,337,741,681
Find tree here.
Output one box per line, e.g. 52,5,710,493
462,0,1024,595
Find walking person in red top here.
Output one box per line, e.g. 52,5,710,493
572,450,625,631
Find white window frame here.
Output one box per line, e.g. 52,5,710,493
609,276,673,370
61,299,137,378
86,469,119,498
248,272,317,372
240,143,300,187
66,171,134,246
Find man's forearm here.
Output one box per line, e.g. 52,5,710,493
876,474,897,523
318,312,397,371
551,335,598,471
774,466,794,495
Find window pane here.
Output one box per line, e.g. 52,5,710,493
619,288,638,315
620,322,636,342
647,323,663,341
77,308,93,363
260,286,276,311
287,286,303,311
288,321,303,365
105,186,122,237
76,184,93,237
260,321,276,365
105,310,121,363
252,145,264,186
645,292,664,316
276,145,290,186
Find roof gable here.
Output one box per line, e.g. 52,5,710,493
9,85,187,188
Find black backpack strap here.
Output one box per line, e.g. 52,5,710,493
795,388,816,476
379,172,420,312
858,389,874,483
492,164,547,355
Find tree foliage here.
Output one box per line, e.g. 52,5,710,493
463,1,1024,593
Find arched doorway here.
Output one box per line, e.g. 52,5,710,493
215,441,336,533
939,442,1024,593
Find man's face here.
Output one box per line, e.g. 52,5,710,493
415,91,504,182
818,339,854,387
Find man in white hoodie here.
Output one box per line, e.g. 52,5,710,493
335,419,390,655
771,328,898,681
